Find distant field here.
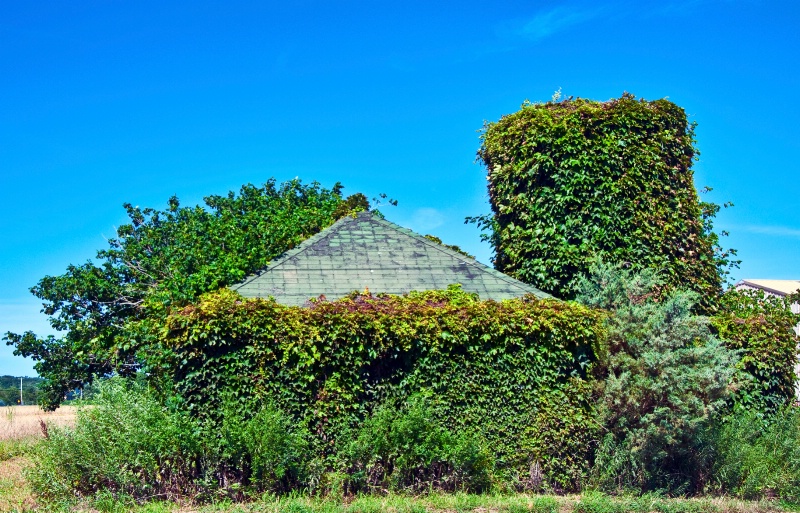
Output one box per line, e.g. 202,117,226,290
0,405,77,441
0,406,79,511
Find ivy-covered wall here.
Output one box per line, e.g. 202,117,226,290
712,288,800,413
163,288,605,489
478,93,720,311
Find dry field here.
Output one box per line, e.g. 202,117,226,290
0,405,77,511
0,405,77,441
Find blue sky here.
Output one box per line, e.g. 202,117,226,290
1,0,798,376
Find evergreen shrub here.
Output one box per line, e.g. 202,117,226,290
575,261,737,493
163,286,604,491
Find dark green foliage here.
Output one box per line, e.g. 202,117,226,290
575,261,737,493
4,179,364,409
711,288,800,413
164,287,604,490
343,394,492,493
474,94,724,311
710,407,800,502
0,375,41,405
244,407,310,492
215,400,312,494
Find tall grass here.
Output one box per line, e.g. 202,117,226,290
26,379,492,507
710,407,800,502
27,378,204,503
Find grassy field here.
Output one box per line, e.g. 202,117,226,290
163,494,795,513
0,405,795,513
1,490,791,513
0,405,77,512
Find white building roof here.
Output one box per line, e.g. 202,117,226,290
736,279,800,297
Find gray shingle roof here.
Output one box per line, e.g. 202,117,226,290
231,211,551,305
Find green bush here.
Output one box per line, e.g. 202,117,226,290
711,407,800,502
27,378,204,503
342,394,492,493
576,261,737,494
200,398,312,496
243,405,311,492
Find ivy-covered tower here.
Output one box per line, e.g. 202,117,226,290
478,93,721,311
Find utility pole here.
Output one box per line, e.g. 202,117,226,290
19,377,23,406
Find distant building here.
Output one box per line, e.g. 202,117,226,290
735,278,800,300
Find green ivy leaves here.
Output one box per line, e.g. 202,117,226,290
475,94,724,313
164,288,604,489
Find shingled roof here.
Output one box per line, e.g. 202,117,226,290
231,211,551,305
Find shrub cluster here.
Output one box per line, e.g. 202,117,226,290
28,379,203,503
711,288,800,413
30,379,494,504
342,394,492,494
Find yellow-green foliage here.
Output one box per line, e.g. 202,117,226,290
163,287,604,490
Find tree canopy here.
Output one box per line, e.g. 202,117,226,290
471,93,734,312
4,179,369,408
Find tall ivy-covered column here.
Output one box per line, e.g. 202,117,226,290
476,93,723,312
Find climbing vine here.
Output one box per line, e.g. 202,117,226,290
163,287,605,489
474,93,724,312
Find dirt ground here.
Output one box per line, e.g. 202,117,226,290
0,405,77,441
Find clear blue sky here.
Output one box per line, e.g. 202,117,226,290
2,1,798,376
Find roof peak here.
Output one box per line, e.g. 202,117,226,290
232,211,551,305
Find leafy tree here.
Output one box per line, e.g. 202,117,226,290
471,93,734,312
4,179,368,409
575,260,737,493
